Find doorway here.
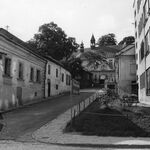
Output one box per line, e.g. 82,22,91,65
17,87,22,106
47,79,51,97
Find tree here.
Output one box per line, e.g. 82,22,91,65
80,51,107,69
118,36,135,46
62,57,83,79
27,22,79,60
98,33,117,46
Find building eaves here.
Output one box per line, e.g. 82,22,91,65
116,44,135,56
0,28,46,62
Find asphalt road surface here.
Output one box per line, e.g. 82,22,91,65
0,92,93,141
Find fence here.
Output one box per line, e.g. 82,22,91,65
70,92,100,120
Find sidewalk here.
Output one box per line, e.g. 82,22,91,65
32,93,150,149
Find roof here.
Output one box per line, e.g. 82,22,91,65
116,44,135,56
44,55,70,72
0,28,71,73
73,45,120,59
0,28,46,61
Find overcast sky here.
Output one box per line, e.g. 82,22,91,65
0,0,134,47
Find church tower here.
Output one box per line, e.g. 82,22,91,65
90,34,96,50
80,41,84,53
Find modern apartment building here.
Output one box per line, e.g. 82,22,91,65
133,0,150,104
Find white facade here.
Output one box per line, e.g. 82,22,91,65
133,0,150,104
45,58,71,97
0,28,73,112
0,29,46,111
115,45,137,97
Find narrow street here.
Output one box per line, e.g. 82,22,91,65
0,92,93,141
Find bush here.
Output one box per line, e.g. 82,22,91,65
98,89,119,108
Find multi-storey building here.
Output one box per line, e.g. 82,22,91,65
133,0,150,104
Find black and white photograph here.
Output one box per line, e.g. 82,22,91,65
0,0,150,149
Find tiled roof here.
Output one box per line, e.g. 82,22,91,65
0,28,44,60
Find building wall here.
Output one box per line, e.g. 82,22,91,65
117,55,136,97
0,36,45,111
133,0,150,104
45,61,71,97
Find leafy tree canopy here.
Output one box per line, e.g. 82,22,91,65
80,51,107,69
118,36,135,46
61,57,83,79
98,33,117,46
27,22,79,60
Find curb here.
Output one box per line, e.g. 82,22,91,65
1,93,70,114
35,141,150,149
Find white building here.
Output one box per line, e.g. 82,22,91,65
133,0,150,104
45,56,71,97
115,44,137,97
0,28,72,112
0,28,46,111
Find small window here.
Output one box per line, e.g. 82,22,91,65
18,62,24,80
56,69,58,77
56,84,58,90
4,57,11,77
48,65,51,75
62,73,64,82
140,72,145,89
140,41,144,61
146,67,150,95
36,69,41,82
30,67,34,81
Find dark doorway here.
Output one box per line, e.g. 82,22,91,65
47,79,51,97
108,84,115,89
99,79,105,88
17,87,22,106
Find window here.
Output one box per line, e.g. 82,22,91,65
140,41,144,61
68,75,71,85
48,65,51,75
36,69,41,82
145,31,150,56
137,0,142,13
146,67,150,95
56,84,58,90
144,0,149,24
18,62,24,80
56,69,58,77
138,14,143,37
140,72,145,89
62,73,64,82
30,67,34,81
66,74,71,85
109,60,113,69
4,57,11,77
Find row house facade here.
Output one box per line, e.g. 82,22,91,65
0,28,72,111
115,44,137,97
133,0,150,104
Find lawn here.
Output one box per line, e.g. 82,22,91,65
65,99,150,137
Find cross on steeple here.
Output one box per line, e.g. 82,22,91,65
6,25,9,31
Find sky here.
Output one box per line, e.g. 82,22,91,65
0,0,134,47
